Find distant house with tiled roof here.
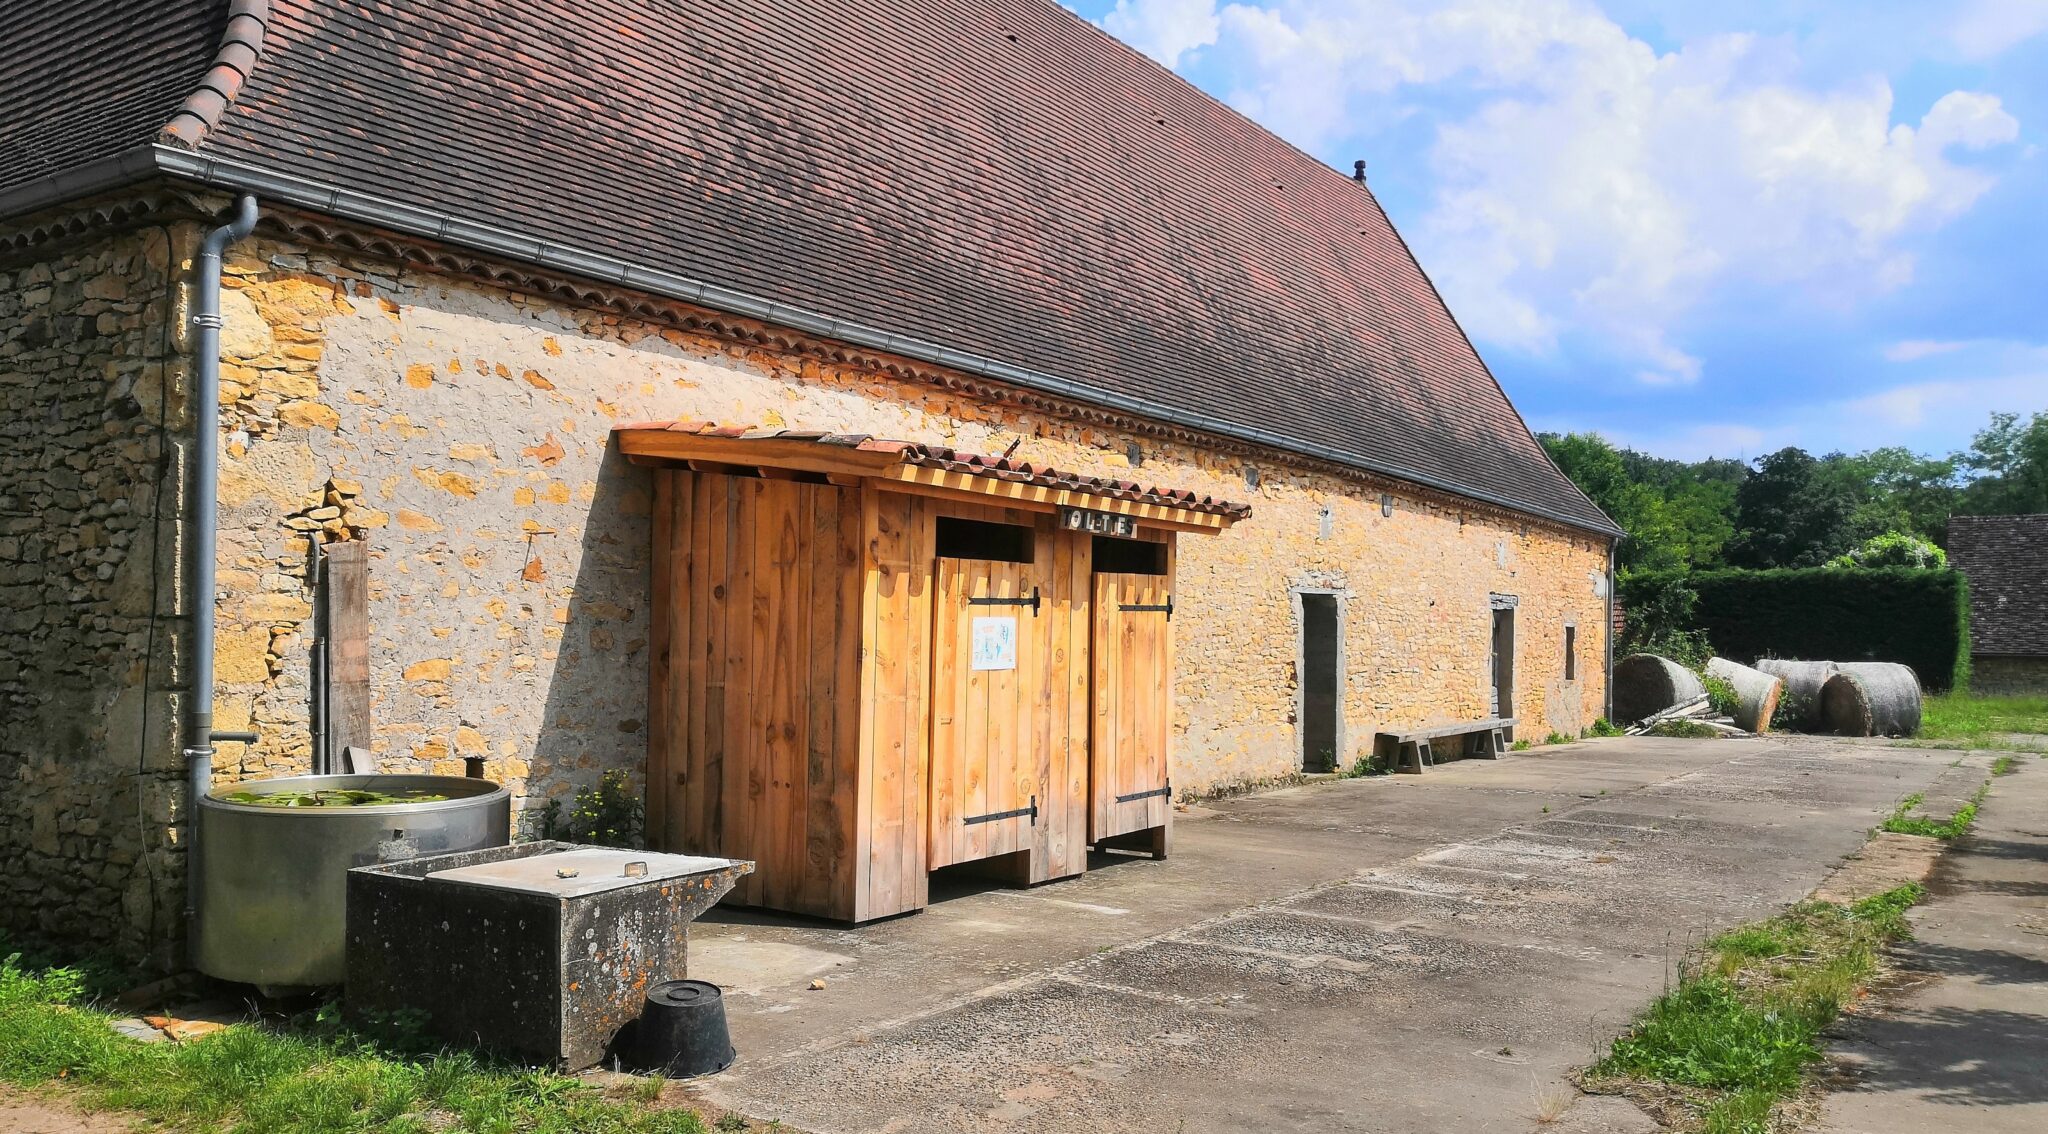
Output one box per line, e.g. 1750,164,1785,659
1,0,1617,961
1948,514,2048,694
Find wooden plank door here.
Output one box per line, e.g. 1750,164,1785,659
929,557,1044,870
1091,572,1172,841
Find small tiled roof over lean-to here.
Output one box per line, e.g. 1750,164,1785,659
0,0,1620,537
1947,514,2048,658
613,422,1254,520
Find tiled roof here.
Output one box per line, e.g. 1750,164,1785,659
2,0,1619,536
1948,514,2048,657
0,1,224,191
615,422,1253,520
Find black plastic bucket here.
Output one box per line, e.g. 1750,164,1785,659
633,979,735,1078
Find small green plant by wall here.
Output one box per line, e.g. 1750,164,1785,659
534,769,645,848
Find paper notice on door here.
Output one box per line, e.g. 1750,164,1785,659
970,616,1018,671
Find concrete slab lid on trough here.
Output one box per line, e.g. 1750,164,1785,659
424,847,742,898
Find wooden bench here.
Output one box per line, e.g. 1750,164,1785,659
1373,717,1518,774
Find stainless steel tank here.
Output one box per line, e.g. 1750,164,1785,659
195,773,510,989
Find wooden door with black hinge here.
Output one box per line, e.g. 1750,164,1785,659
928,557,1047,869
1090,572,1172,841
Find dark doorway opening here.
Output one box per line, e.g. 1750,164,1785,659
1301,593,1340,772
1491,606,1515,722
936,516,1033,562
1092,536,1166,574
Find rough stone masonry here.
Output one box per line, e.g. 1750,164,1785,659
1,192,1612,963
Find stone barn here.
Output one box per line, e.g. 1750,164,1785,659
0,0,1620,963
1948,514,2048,694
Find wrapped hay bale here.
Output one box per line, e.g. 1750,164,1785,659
1755,659,1838,731
1705,657,1784,734
1819,662,1923,737
1614,654,1707,724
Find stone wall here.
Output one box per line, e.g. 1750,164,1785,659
1971,656,2048,697
3,204,1611,961
0,220,196,965
209,227,1610,818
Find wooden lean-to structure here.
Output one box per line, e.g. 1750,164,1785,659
618,423,1248,921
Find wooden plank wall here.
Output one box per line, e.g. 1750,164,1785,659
856,487,934,919
1042,524,1093,882
648,469,863,919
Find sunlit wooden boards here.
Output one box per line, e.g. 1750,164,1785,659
647,470,863,919
1091,572,1173,845
647,469,1178,921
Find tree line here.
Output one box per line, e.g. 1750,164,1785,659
1542,410,2048,574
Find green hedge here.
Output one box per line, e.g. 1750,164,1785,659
1620,568,1971,692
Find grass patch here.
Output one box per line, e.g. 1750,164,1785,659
0,950,710,1134
1915,692,2048,750
1648,719,1722,739
1992,754,2020,776
1586,884,1926,1132
1878,788,1984,840
1337,754,1390,779
1584,718,1625,738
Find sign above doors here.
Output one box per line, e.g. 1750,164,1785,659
1058,506,1138,539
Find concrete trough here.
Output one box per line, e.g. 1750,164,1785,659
346,841,752,1070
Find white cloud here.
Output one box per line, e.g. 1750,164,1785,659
1884,339,1971,363
1095,1,2021,386
1601,370,2048,461
1101,0,1221,66
1952,0,2048,59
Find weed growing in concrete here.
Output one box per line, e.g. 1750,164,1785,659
1584,717,1625,738
1584,884,1926,1133
1512,739,1533,751
1647,719,1720,739
1878,788,1984,839
1544,731,1573,746
1337,754,1389,779
1992,754,2019,776
0,949,709,1134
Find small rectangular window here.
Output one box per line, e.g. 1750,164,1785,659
936,517,1033,562
1564,625,1578,682
1092,537,1166,575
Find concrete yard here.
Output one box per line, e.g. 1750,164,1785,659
687,735,1968,1133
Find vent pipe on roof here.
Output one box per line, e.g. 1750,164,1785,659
185,194,261,961
1353,160,1367,184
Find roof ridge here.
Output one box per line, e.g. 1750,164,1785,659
159,0,270,148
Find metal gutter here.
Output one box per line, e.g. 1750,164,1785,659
139,145,1624,540
0,146,163,222
185,194,261,960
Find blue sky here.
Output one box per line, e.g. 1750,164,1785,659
1072,0,2048,463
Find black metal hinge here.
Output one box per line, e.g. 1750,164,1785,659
1115,782,1171,804
963,795,1038,826
969,587,1041,615
1120,596,1173,620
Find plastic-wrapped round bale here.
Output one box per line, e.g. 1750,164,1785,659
1819,662,1923,737
1705,657,1784,734
1614,654,1707,724
1754,659,1838,732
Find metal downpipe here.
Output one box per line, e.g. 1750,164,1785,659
185,194,260,959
